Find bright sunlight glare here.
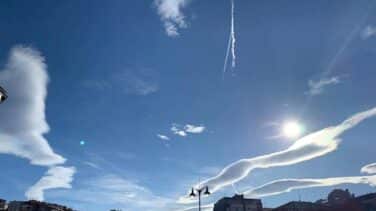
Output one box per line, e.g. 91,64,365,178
282,121,303,139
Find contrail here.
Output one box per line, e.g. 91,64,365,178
230,0,236,68
306,1,375,96
223,0,236,78
322,8,371,78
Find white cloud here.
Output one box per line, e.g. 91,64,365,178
184,124,205,134
0,46,65,166
52,174,178,211
361,163,376,174
361,25,376,39
84,68,158,96
154,0,190,37
171,124,187,137
157,134,170,141
307,76,341,96
179,107,376,203
243,174,376,199
26,166,76,201
171,123,205,137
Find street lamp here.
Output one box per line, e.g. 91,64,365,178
0,86,8,103
189,186,211,211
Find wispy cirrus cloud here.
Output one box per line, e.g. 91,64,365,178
84,68,159,96
179,107,376,203
52,174,179,211
361,163,376,174
26,166,76,201
307,76,342,96
0,46,66,166
154,0,191,37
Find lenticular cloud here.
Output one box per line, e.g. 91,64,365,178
361,163,376,174
180,107,376,202
26,166,76,201
0,46,65,166
244,175,376,199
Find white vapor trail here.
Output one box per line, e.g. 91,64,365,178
179,107,376,203
230,0,236,69
223,0,236,77
322,2,374,78
306,2,374,95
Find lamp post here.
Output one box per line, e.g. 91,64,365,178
189,186,210,211
0,86,8,103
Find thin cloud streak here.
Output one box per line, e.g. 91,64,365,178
180,107,376,202
83,68,159,96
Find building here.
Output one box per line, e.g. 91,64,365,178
327,189,353,206
214,194,263,211
273,189,376,211
7,200,73,211
272,201,331,211
356,193,376,211
0,199,6,210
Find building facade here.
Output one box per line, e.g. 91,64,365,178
272,201,331,211
214,194,263,211
274,189,376,211
0,199,6,211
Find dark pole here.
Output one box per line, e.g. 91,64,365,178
198,190,201,211
189,186,210,211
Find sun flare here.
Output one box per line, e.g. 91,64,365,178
282,121,303,139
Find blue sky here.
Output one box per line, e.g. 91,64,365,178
1,0,376,210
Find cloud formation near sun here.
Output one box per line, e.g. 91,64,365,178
179,106,376,203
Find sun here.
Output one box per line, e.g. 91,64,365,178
282,121,303,139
